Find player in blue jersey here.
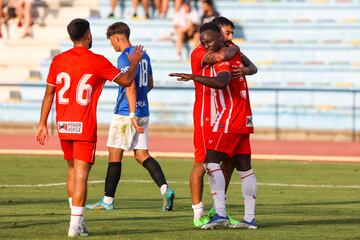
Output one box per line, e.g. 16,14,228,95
86,22,175,211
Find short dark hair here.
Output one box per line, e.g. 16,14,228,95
106,22,130,39
199,22,221,34
212,16,235,29
67,18,90,42
202,0,214,6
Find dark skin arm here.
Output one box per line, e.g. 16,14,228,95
202,44,240,66
231,53,258,78
169,71,232,90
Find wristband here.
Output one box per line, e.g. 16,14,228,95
129,112,135,118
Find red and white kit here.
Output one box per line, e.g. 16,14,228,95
207,53,254,157
47,47,120,162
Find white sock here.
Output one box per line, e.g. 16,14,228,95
160,184,168,196
103,196,114,204
68,197,72,210
204,163,226,217
238,169,257,222
70,206,84,226
192,202,204,220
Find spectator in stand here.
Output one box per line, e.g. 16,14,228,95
200,0,219,24
16,0,33,38
108,0,125,18
173,0,200,61
154,0,182,18
189,0,219,52
132,0,150,19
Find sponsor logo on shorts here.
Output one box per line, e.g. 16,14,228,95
246,116,253,127
58,121,83,134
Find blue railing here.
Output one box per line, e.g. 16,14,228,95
1,83,359,141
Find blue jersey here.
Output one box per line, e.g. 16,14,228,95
114,47,152,117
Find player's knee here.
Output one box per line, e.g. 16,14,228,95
203,162,221,174
233,154,252,171
134,150,150,163
108,148,123,162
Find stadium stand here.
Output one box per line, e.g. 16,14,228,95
0,0,360,132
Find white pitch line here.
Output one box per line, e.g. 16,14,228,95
1,149,360,162
1,179,360,189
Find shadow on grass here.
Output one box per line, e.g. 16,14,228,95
0,214,190,230
90,227,196,237
0,219,68,229
262,218,360,228
0,212,67,218
0,198,67,206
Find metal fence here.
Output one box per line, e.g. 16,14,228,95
0,83,359,141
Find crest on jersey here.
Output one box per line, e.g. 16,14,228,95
58,121,83,134
246,116,253,127
240,90,247,100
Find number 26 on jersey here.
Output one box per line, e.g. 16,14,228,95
56,72,93,106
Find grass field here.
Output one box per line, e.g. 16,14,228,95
0,155,360,239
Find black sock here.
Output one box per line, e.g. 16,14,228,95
104,162,122,198
142,157,167,188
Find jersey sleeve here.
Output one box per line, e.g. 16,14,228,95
46,58,57,86
117,52,131,73
191,46,208,74
98,55,121,82
214,61,231,74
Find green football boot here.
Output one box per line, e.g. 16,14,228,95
207,207,240,226
193,215,210,227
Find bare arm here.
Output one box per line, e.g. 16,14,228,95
169,72,232,90
202,45,240,65
241,53,257,75
113,45,144,87
126,80,137,116
147,75,153,92
126,80,145,133
231,53,258,78
35,85,55,145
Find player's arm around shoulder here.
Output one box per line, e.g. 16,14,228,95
202,44,240,66
231,52,258,78
241,53,258,75
114,45,145,87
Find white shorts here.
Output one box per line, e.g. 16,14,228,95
106,114,149,151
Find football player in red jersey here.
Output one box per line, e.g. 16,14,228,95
35,18,144,237
184,34,242,227
170,20,258,229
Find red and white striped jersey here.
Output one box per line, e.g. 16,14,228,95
211,54,254,134
191,45,217,129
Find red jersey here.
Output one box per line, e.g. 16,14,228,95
191,45,217,128
47,47,120,142
212,54,254,134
